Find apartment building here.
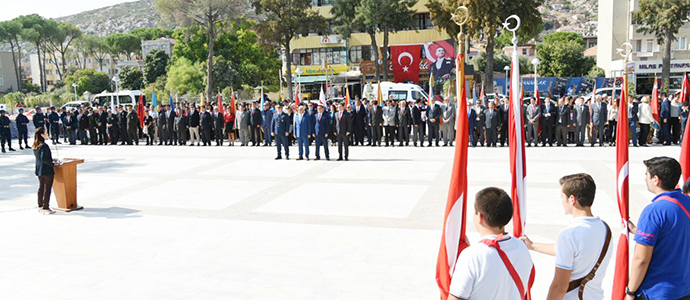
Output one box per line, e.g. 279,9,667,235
0,51,21,94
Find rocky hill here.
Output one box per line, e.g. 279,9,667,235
55,0,162,36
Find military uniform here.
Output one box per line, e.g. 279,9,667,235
127,109,139,145
0,111,13,152
16,110,29,149
48,108,61,144
107,112,120,145
118,110,128,145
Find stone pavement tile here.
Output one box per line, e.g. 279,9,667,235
318,160,445,180
198,159,320,178
255,182,426,218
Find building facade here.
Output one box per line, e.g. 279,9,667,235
30,52,121,91
0,51,21,94
142,38,174,59
287,0,458,99
598,0,690,94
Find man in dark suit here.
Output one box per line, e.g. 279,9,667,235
629,96,639,147
590,95,607,146
314,105,330,160
200,105,213,146
167,106,177,145
484,102,500,147
335,102,352,161
370,100,383,147
541,98,557,146
157,107,168,145
97,107,108,145
472,100,485,147
397,100,412,146
499,99,510,147
412,100,424,146
126,106,140,145
574,98,589,147
467,101,477,146
118,107,128,145
250,102,263,146
272,104,289,159
106,108,119,145
353,100,366,146
660,93,672,145
555,99,570,146
214,106,225,146
427,98,443,146
188,106,200,146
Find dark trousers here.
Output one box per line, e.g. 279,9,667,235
385,125,396,145
473,127,485,146
97,126,107,144
37,175,53,209
671,117,681,143
202,127,212,146
127,127,138,145
398,125,410,145
158,126,167,144
251,126,261,145
591,123,605,145
575,125,586,146
662,120,672,144
542,122,554,145
89,128,97,144
67,129,77,145
78,129,88,145
640,123,651,145
18,130,28,147
120,126,129,144
556,124,568,145
428,123,440,145
0,130,11,149
263,127,272,145
109,127,119,144
179,128,188,145
485,127,497,146
337,133,349,159
499,125,508,146
275,134,288,157
315,136,329,158
354,124,364,145
51,125,60,142
372,125,382,146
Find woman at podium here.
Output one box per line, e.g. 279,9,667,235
33,127,56,214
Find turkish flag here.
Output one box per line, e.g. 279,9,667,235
612,73,629,300
391,45,421,83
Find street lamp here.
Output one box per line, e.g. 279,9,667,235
531,58,540,100
72,82,78,101
112,75,120,108
504,65,511,95
294,67,303,101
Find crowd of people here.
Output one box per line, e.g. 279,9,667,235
2,89,687,155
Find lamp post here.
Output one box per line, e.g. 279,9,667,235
294,67,303,101
112,75,120,109
531,58,540,100
504,65,511,95
72,83,78,101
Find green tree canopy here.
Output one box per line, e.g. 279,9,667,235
537,32,594,77
129,27,174,41
332,0,383,80
106,33,141,60
0,19,25,90
120,66,145,90
144,49,169,84
64,69,110,95
165,57,204,95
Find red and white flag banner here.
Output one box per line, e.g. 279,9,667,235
612,74,630,300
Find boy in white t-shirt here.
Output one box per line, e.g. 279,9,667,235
521,173,612,300
449,187,534,300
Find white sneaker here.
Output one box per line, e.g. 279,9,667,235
41,208,55,214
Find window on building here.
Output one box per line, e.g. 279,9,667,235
635,40,642,52
0,75,4,87
522,48,528,55
674,37,687,50
312,0,331,6
349,46,372,64
647,40,653,52
413,13,433,30
293,47,348,66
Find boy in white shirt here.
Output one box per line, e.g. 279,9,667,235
521,173,612,300
449,187,535,300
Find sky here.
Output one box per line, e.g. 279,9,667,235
1,0,136,22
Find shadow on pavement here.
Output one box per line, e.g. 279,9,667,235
71,207,141,219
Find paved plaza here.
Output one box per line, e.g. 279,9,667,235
0,143,681,299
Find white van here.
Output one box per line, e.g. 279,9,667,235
92,90,145,108
369,82,429,102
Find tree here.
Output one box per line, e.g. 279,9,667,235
120,66,145,90
427,0,543,92
354,0,417,81
130,27,175,41
472,51,531,75
64,69,110,95
537,32,594,77
18,14,50,92
144,49,169,84
81,35,110,71
332,0,382,80
0,19,25,91
106,33,141,60
156,0,247,106
587,66,605,78
45,22,82,81
252,0,327,102
166,57,204,95
633,0,690,93
205,56,239,93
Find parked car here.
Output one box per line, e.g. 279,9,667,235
61,100,91,111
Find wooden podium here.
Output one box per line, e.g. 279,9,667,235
53,158,85,212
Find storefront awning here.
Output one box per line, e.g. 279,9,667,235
292,75,328,84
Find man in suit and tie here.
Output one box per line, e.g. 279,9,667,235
293,106,313,160
467,101,477,146
262,104,274,146
555,98,571,146
188,106,200,146
441,97,456,146
383,100,397,147
590,95,607,147
660,93,672,145
397,100,412,146
525,98,541,147
370,100,383,147
126,106,140,145
272,104,289,159
541,97,557,146
167,105,177,145
499,98,510,146
157,106,167,145
250,101,263,146
200,105,213,146
427,98,443,147
353,100,366,146
411,100,424,147
335,102,352,161
574,97,590,147
472,100,485,147
484,102,500,147
314,104,330,160
214,106,225,146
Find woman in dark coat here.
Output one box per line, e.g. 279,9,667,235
33,127,56,214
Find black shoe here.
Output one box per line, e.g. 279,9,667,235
1,149,5,153
345,158,349,161
286,157,289,160
275,156,282,160
19,146,24,150
337,158,343,161
9,148,15,151
326,157,330,161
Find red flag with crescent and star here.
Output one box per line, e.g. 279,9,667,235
391,45,421,83
612,73,630,300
